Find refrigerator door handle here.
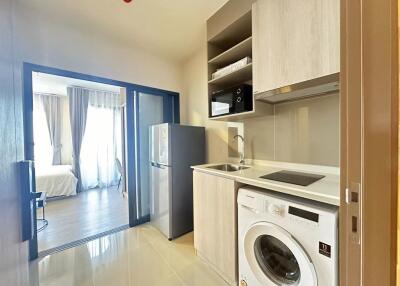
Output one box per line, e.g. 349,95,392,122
151,161,168,169
157,163,170,169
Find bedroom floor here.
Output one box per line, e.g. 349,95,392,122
37,186,129,253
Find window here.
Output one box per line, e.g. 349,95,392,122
80,92,122,190
33,95,53,168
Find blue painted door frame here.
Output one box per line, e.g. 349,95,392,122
23,63,180,260
131,90,177,223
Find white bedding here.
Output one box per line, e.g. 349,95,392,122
35,165,78,198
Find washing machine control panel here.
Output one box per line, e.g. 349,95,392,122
264,201,285,217
262,198,320,225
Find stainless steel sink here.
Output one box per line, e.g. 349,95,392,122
207,164,250,172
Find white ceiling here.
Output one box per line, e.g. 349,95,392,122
20,0,228,62
32,72,122,96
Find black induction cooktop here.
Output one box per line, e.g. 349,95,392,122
260,170,325,186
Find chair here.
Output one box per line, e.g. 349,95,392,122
115,158,123,192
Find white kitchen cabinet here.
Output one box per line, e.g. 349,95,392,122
252,0,340,94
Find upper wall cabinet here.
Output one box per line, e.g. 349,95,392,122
252,0,340,95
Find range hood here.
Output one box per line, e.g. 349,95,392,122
254,73,340,104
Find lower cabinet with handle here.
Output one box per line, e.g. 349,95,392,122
193,170,238,285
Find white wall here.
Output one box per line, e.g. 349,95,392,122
13,2,183,95
180,41,229,163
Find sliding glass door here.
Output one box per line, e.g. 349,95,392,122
23,63,180,260
126,89,178,226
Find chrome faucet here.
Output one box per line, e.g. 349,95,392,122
233,134,245,165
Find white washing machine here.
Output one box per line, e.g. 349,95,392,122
238,186,338,286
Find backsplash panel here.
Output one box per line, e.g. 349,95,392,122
244,93,340,166
243,113,275,161
228,126,239,158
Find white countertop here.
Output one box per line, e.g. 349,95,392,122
192,160,340,206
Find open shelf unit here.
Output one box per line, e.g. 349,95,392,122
207,8,270,122
207,10,263,121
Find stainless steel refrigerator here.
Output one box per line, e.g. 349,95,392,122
149,123,205,240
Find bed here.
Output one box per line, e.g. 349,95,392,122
35,165,78,198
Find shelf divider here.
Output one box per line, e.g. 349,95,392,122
208,36,252,67
208,63,252,86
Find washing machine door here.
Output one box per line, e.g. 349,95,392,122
244,222,317,286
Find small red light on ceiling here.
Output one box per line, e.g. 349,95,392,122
123,0,132,3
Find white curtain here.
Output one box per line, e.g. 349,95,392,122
68,87,90,192
33,94,53,168
80,90,122,190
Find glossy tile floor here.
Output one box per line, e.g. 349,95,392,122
30,224,229,286
37,187,129,252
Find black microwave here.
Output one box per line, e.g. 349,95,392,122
210,84,253,117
